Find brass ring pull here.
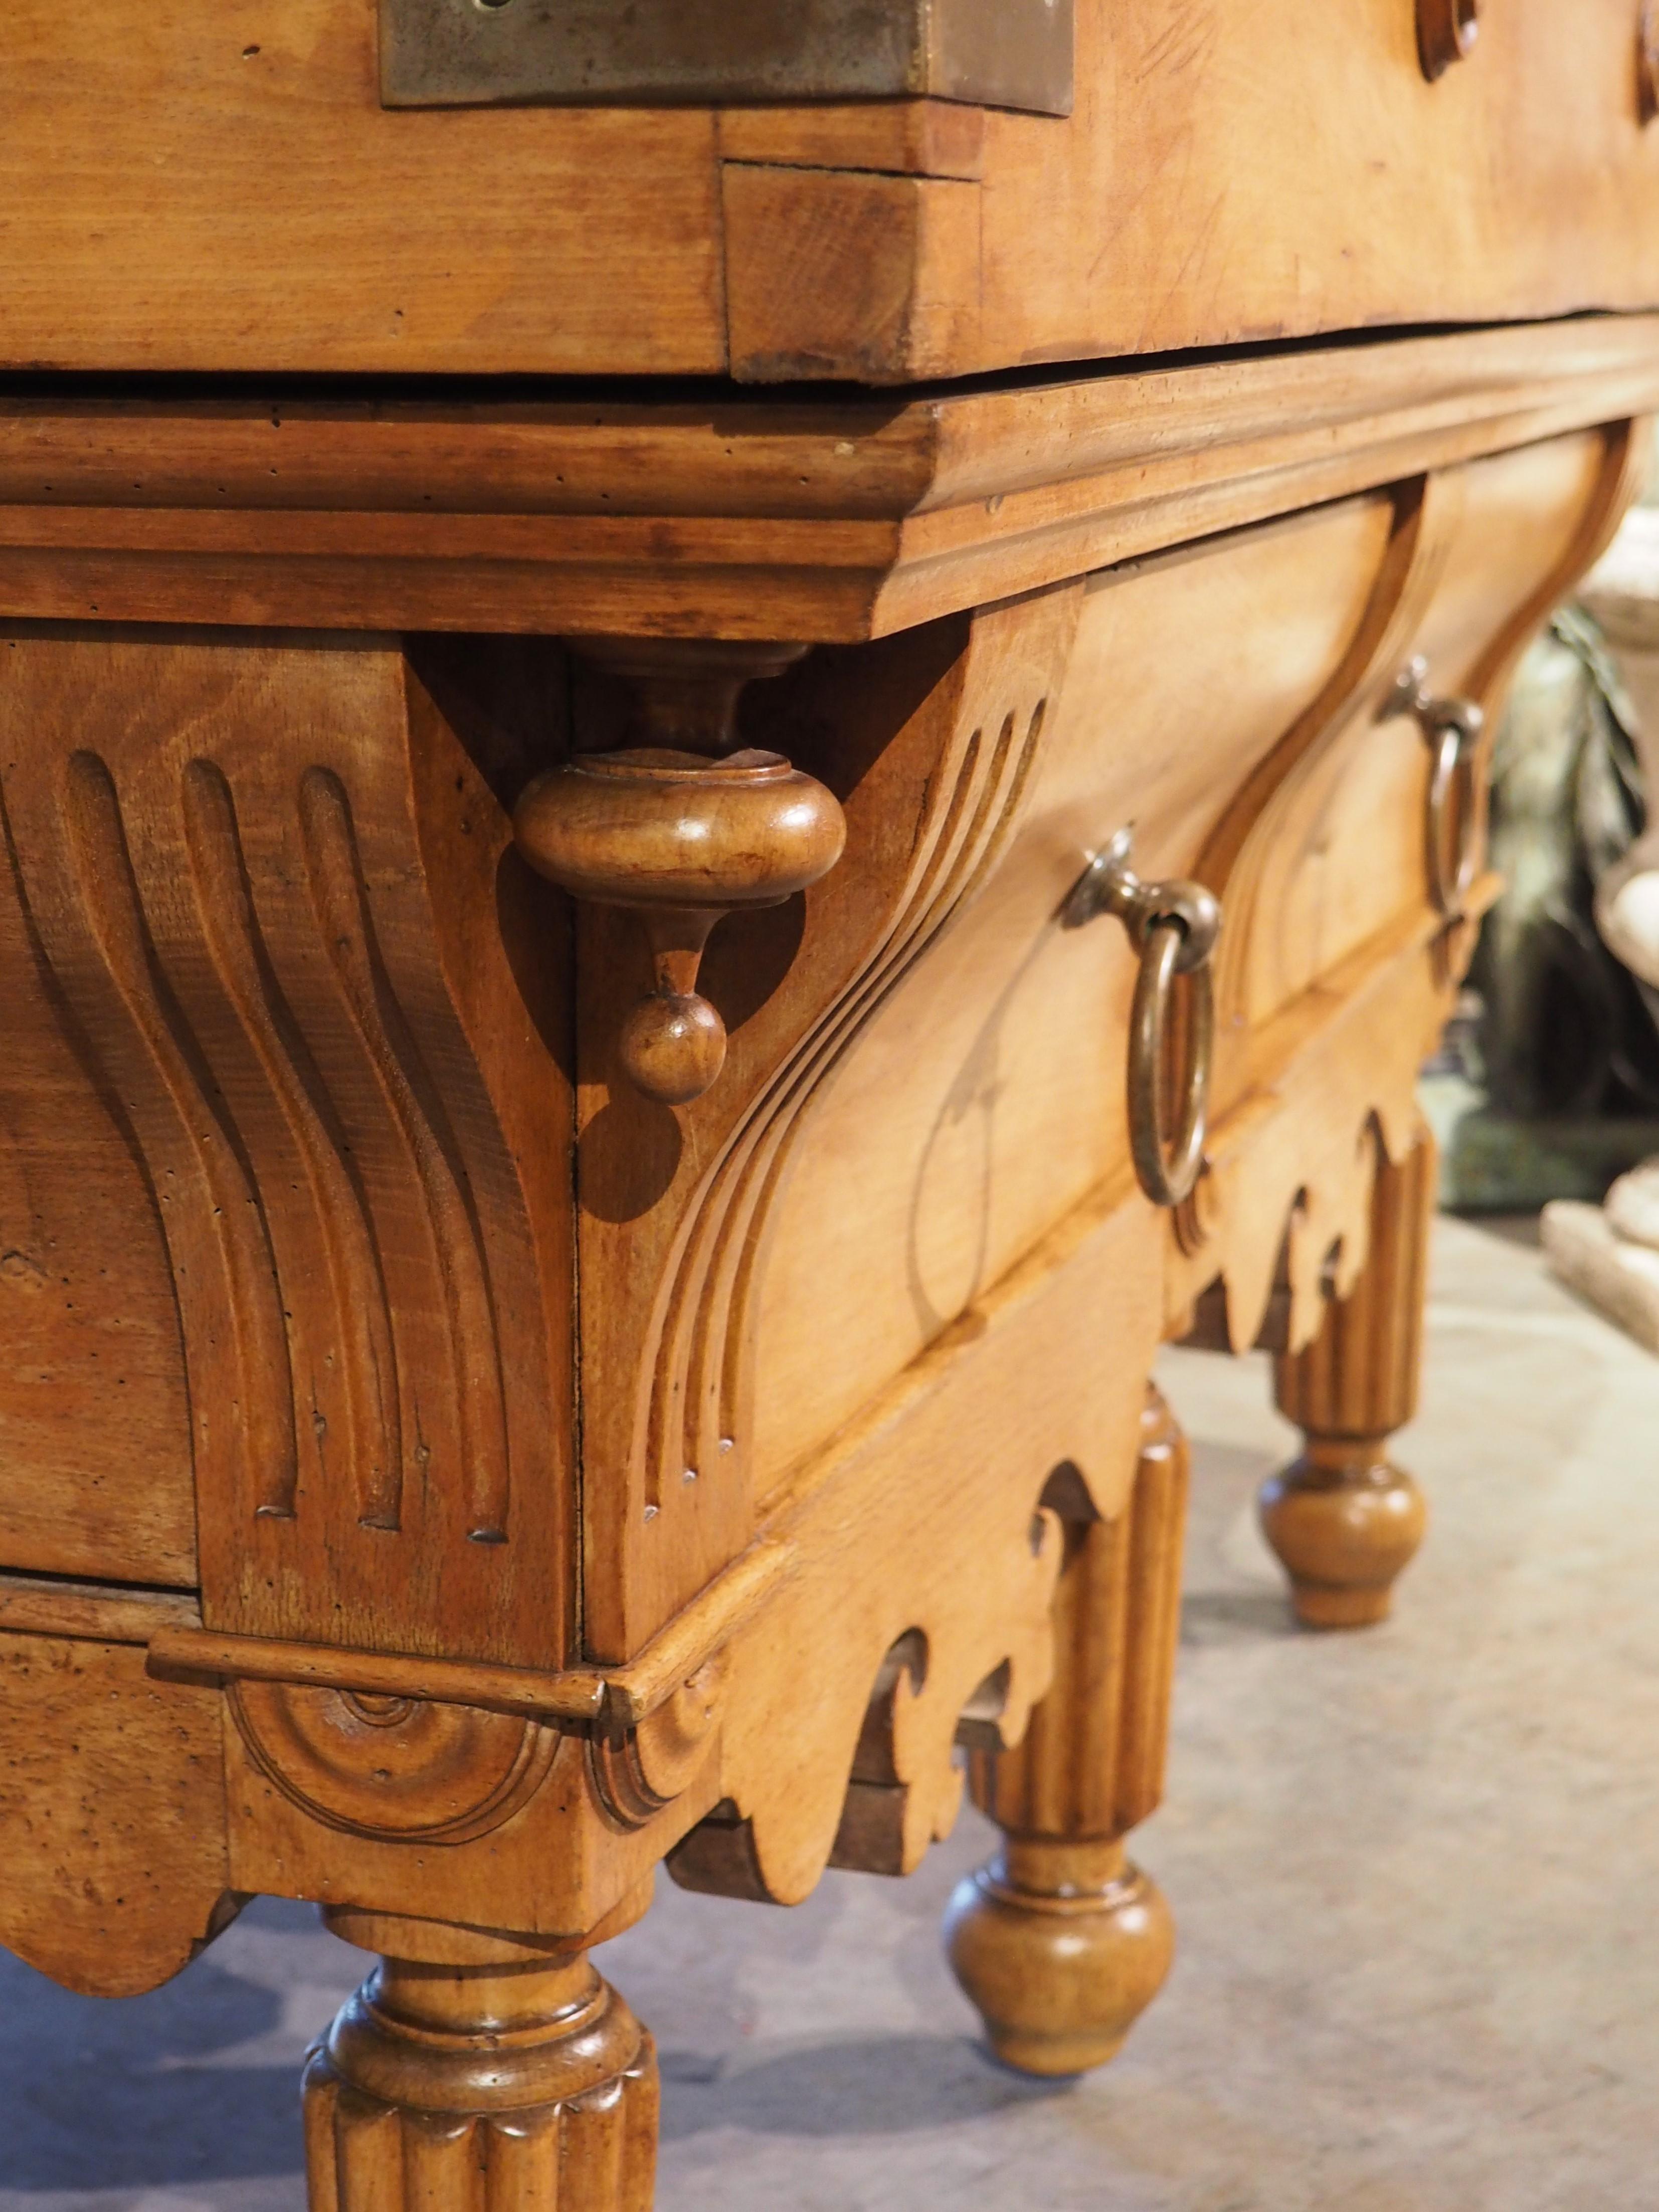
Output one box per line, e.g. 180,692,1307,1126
1064,830,1222,1209
1386,657,1485,920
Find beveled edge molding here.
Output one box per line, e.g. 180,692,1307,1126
0,318,1656,642
0,1571,201,1647
144,1537,795,1731
380,0,1073,115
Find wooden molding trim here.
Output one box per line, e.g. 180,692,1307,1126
0,1571,201,1647
0,318,1654,641
146,1537,795,1731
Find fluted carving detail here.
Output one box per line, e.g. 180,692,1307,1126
303,1938,657,2212
0,631,568,1668
578,593,1079,1658
1262,1129,1436,1627
945,1387,1189,2077
969,1391,1187,1842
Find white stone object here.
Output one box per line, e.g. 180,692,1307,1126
1542,1198,1659,1353
1605,1158,1659,1249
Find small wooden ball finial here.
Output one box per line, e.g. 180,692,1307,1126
513,744,846,1106
618,989,727,1107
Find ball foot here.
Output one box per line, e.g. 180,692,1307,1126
944,1838,1174,2078
1258,1442,1427,1630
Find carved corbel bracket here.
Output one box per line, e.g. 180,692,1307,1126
513,640,847,1106
1417,0,1479,80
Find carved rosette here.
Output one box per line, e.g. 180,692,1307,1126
585,1657,726,1832
230,1680,560,1844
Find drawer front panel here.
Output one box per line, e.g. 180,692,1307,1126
751,426,1629,1486
971,0,1659,380
753,491,1402,1482
1224,432,1616,1042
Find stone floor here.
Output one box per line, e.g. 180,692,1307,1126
4,1213,1656,2211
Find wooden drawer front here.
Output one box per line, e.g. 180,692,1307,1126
750,426,1632,1486
733,0,1659,383
1217,432,1618,1049
753,492,1401,1482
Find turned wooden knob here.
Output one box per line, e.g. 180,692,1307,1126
514,746,845,1105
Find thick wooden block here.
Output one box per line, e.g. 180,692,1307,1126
4,0,1658,378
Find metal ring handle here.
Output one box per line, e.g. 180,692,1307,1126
1064,830,1221,1211
1386,659,1485,921
1424,712,1481,919
1129,917,1215,1210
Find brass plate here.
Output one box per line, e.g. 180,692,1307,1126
380,0,1073,115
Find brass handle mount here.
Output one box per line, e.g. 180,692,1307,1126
1417,0,1479,80
1064,829,1221,1210
1385,656,1485,921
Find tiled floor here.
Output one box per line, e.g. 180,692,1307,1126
4,1214,1656,2211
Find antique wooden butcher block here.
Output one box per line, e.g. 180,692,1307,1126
2,1,1657,2203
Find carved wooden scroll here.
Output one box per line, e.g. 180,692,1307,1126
577,592,1082,1660
0,632,575,1672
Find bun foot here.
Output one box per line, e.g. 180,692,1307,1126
1259,1443,1427,1629
944,1838,1175,2078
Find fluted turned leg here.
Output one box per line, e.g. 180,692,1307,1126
1261,1132,1436,1629
303,1909,658,2212
945,1387,1189,2077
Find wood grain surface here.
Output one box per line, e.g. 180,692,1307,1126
0,0,725,376
4,0,1658,378
0,1632,236,1996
